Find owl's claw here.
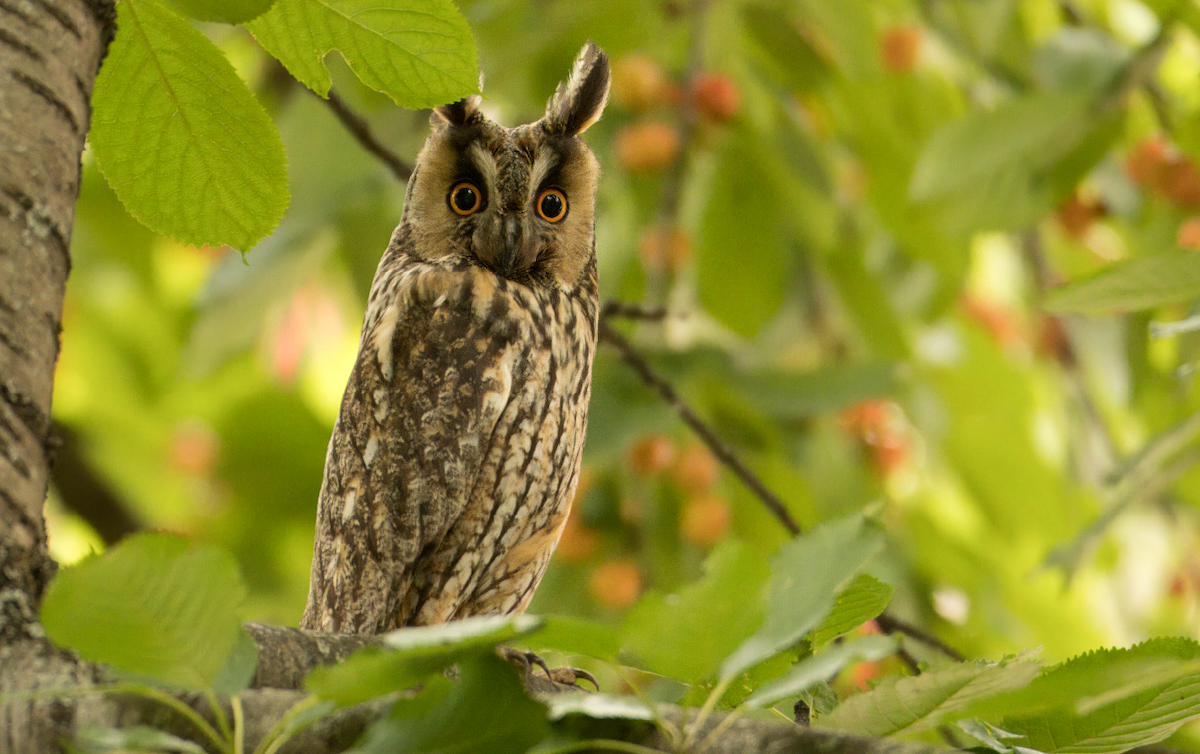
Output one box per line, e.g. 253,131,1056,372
500,647,598,690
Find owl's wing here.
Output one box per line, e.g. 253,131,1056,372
301,262,516,634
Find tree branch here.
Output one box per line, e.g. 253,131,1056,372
315,88,413,183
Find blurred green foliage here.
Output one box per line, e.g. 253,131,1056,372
46,0,1200,746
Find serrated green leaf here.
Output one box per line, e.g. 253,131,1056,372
348,654,549,754
1044,251,1200,314
166,0,274,23
974,639,1200,754
719,514,886,681
74,725,208,754
910,92,1091,202
306,614,541,706
742,634,899,711
246,0,478,107
623,539,770,684
91,0,288,250
41,533,246,690
810,573,893,649
817,654,1043,737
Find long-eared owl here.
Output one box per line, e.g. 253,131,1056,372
301,43,611,634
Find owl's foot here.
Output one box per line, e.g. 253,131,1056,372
500,647,598,691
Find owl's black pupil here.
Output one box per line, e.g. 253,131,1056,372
541,193,563,218
453,187,476,211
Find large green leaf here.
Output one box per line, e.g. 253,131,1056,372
623,539,770,684
523,615,621,661
246,0,478,107
910,93,1092,203
305,614,541,706
742,634,899,711
810,573,893,649
1045,250,1200,314
719,513,885,681
348,654,549,754
41,533,246,690
166,0,274,23
817,654,1042,737
996,639,1200,754
91,0,288,250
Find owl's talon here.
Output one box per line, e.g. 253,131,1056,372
549,665,599,690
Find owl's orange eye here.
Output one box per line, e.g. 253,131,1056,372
450,183,482,215
536,188,567,222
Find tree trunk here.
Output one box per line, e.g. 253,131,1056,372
0,0,114,637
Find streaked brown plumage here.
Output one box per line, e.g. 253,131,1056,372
301,43,610,634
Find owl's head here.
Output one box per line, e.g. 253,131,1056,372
400,42,610,292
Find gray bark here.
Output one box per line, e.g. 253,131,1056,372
0,0,114,635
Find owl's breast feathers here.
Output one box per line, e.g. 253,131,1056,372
301,251,598,634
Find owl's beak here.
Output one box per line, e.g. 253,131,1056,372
503,214,522,277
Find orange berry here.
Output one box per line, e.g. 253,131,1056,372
611,54,670,112
170,419,221,477
960,296,1020,348
639,226,691,272
628,433,676,475
680,495,732,547
672,445,719,494
1161,158,1200,209
840,401,889,437
1055,194,1102,240
690,73,740,122
557,511,600,562
867,430,909,478
848,660,883,691
615,121,680,173
589,558,642,610
880,26,921,73
1126,138,1170,189
1179,218,1200,249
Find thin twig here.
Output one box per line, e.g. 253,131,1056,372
316,88,414,183
600,301,668,322
874,613,964,663
598,319,802,536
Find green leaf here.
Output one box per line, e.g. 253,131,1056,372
166,0,275,23
74,725,207,754
623,539,770,684
810,573,893,649
306,614,542,706
817,654,1043,737
697,129,798,338
91,0,288,250
349,654,549,754
545,693,657,723
742,634,899,711
524,615,621,661
910,92,1091,202
41,533,246,690
246,0,479,107
210,628,259,695
1044,250,1200,314
741,4,830,92
736,363,901,424
985,639,1200,754
719,513,886,681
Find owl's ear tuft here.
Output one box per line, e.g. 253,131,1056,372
431,93,483,128
544,41,610,136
